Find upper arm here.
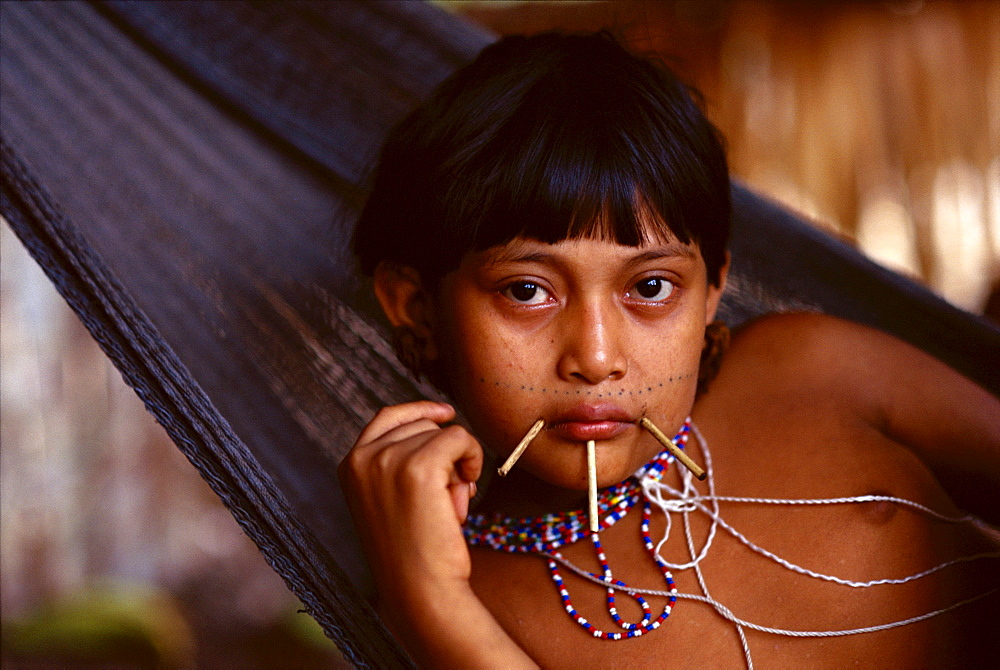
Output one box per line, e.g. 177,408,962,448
735,313,1000,521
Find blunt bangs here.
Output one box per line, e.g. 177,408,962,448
353,32,731,286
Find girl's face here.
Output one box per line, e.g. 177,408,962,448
433,224,726,492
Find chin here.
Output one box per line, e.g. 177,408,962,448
522,451,644,490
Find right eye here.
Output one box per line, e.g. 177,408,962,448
502,281,550,305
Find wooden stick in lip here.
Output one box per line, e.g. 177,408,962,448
586,440,600,533
639,417,707,481
497,418,545,476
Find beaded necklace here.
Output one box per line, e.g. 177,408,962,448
463,418,692,640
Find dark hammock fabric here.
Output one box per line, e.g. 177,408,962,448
2,1,997,666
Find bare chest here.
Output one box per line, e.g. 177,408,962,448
469,415,1000,667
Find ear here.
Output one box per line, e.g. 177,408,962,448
373,261,438,359
705,251,730,325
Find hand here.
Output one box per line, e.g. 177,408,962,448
339,401,482,613
340,401,538,668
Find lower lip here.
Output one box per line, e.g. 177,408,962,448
549,421,632,442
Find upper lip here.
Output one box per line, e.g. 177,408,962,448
548,403,634,425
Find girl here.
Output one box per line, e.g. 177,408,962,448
340,32,999,667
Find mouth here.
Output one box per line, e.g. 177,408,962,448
547,403,635,442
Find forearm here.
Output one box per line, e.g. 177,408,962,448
385,580,537,669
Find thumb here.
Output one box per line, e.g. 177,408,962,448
448,481,475,523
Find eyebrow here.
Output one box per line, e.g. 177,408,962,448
628,245,699,263
489,243,698,266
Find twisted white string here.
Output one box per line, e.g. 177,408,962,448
553,422,1000,668
550,555,998,637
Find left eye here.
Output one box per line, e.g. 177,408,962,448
503,281,551,305
629,277,674,302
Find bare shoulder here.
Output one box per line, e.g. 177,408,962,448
717,311,898,403
727,311,893,374
713,311,1000,522
721,311,989,401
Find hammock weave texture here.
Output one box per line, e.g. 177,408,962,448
2,2,997,667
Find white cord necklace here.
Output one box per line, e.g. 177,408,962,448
552,423,1000,668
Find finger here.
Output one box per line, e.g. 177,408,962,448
449,481,473,522
436,425,484,482
453,450,483,485
357,401,455,446
376,418,445,448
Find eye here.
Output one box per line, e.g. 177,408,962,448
503,281,551,305
629,277,674,302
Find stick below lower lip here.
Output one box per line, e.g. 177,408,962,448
587,440,599,533
640,417,707,480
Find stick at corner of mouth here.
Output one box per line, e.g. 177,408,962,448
497,418,545,477
639,417,707,480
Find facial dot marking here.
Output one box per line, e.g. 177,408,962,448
475,374,696,396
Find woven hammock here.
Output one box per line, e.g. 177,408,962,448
2,2,997,666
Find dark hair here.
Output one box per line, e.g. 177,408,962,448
352,32,730,286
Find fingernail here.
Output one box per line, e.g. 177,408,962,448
469,481,477,498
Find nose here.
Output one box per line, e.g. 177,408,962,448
556,298,628,385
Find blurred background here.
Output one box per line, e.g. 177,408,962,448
2,1,997,667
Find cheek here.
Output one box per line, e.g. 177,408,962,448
439,314,537,427
631,319,704,377
453,335,544,436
